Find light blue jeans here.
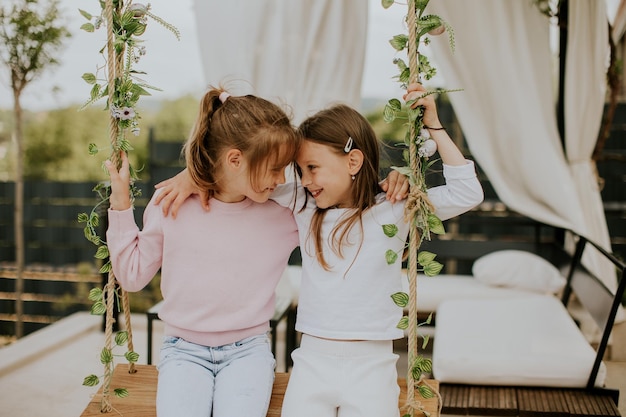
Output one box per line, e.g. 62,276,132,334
156,333,276,417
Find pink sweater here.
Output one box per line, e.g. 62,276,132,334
107,190,298,347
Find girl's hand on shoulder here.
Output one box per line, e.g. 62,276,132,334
380,169,409,203
154,168,209,218
105,151,132,211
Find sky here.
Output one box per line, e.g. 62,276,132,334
1,0,619,112
0,0,427,112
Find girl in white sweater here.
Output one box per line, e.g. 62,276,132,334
277,83,483,417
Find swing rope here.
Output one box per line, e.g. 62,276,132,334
402,1,442,416
101,0,136,411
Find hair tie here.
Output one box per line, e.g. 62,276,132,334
219,91,231,104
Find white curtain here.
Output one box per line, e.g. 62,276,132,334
192,0,368,124
427,0,619,296
427,0,584,230
564,2,617,295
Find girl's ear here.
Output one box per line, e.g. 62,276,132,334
225,149,243,170
347,149,364,175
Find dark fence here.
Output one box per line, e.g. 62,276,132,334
0,134,186,336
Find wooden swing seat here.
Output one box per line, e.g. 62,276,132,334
80,364,440,416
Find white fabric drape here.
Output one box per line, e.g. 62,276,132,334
427,0,584,230
192,0,368,124
564,2,617,294
427,1,619,297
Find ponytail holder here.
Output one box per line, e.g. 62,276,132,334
219,92,231,104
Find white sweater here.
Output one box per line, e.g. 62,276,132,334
273,161,483,340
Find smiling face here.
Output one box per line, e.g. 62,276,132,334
215,144,290,204
245,156,288,203
296,139,357,209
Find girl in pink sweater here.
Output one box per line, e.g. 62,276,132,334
105,88,299,417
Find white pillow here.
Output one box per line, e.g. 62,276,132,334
472,250,566,294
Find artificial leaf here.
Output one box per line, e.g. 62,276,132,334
382,224,399,238
91,301,106,315
389,34,408,51
423,261,443,277
88,287,103,302
119,139,134,152
99,261,112,274
418,385,435,399
87,143,99,155
78,9,93,20
82,73,97,84
83,374,100,386
427,214,445,234
415,0,430,10
417,250,437,265
390,166,413,178
80,22,95,33
114,388,129,398
94,245,109,260
396,316,409,330
125,351,140,363
383,105,397,123
385,249,398,265
115,331,129,346
391,291,409,308
100,347,113,365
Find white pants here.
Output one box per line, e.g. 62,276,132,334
281,334,400,417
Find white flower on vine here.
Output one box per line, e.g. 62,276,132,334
133,46,147,62
129,3,148,18
131,127,140,136
111,106,136,120
418,139,437,158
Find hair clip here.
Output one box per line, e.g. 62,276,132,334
344,137,353,153
219,91,230,103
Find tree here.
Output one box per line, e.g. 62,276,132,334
0,0,70,338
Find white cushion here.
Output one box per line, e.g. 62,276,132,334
472,250,566,294
433,296,606,387
401,274,535,312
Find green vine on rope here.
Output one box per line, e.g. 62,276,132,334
78,3,180,279
380,1,457,415
76,1,179,405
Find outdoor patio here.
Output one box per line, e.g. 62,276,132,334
0,310,624,416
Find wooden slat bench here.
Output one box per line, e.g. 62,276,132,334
440,383,620,416
80,364,440,416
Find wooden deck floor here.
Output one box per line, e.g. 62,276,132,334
440,383,620,416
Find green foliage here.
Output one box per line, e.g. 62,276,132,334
151,94,200,141
0,0,71,96
382,1,456,409
79,1,178,401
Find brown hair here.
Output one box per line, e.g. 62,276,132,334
184,87,297,198
296,104,382,270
